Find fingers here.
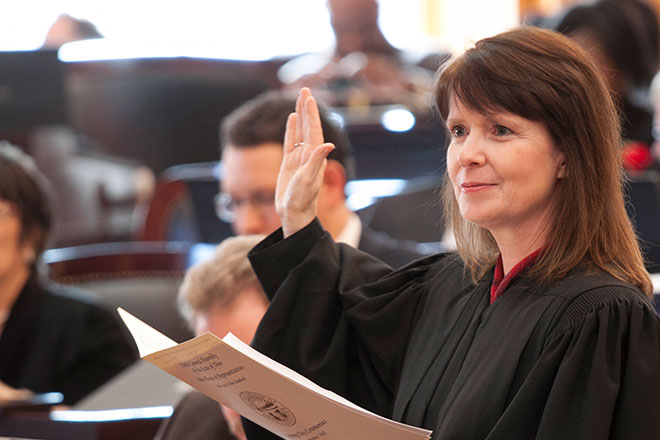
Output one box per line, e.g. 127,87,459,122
295,142,335,198
305,142,335,177
278,88,335,238
283,113,298,155
295,91,307,144
300,87,312,105
302,95,324,148
292,88,324,154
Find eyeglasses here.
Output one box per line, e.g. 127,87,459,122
0,200,16,219
214,191,275,223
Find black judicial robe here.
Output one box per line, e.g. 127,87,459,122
244,219,660,439
0,274,138,405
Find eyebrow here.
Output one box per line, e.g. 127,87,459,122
445,117,463,126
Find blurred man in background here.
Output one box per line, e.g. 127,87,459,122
218,90,426,268
278,0,435,110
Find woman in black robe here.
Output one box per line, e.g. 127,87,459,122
244,27,660,439
0,143,138,405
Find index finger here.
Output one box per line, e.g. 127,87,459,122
302,95,324,148
295,94,304,145
295,88,312,145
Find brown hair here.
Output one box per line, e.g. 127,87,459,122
435,26,652,296
177,235,267,328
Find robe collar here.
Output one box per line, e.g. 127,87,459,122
490,249,543,303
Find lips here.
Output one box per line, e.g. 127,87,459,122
460,182,496,193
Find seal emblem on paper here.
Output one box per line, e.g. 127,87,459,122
240,391,297,426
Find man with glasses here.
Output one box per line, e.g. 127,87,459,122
216,91,424,268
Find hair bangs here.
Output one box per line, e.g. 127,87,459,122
436,42,551,126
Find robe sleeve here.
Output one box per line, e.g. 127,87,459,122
488,286,660,439
248,219,443,414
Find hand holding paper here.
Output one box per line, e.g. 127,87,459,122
118,308,431,440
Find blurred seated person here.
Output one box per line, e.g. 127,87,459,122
0,142,138,406
218,91,429,268
155,235,267,440
278,0,435,110
42,13,103,49
555,0,659,171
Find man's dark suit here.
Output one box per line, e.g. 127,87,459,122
155,390,235,440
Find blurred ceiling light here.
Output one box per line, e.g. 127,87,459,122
50,405,174,422
381,108,416,132
345,178,406,211
57,38,276,62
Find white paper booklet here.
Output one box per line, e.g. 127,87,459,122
117,308,432,440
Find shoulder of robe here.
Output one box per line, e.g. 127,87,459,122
539,268,655,336
353,252,469,299
405,251,466,282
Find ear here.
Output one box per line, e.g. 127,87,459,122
556,155,567,179
320,160,348,206
20,229,41,265
22,245,36,265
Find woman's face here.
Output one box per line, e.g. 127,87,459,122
446,98,566,241
0,200,32,283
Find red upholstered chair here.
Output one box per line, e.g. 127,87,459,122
139,179,193,242
139,161,233,244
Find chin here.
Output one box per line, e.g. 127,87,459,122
458,209,493,227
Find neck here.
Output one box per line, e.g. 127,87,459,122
0,264,30,312
319,204,352,240
493,228,547,275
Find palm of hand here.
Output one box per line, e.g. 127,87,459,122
276,88,335,237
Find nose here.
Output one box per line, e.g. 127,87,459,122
233,205,268,235
456,133,486,168
232,204,280,236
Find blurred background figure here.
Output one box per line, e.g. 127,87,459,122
155,234,267,440
278,0,436,110
554,0,660,171
42,13,103,49
0,142,138,406
650,69,660,161
218,90,429,267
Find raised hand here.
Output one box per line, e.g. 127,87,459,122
276,88,335,237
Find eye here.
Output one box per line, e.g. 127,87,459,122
450,125,466,137
494,125,512,136
253,191,276,206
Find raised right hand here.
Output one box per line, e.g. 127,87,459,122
276,88,335,237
